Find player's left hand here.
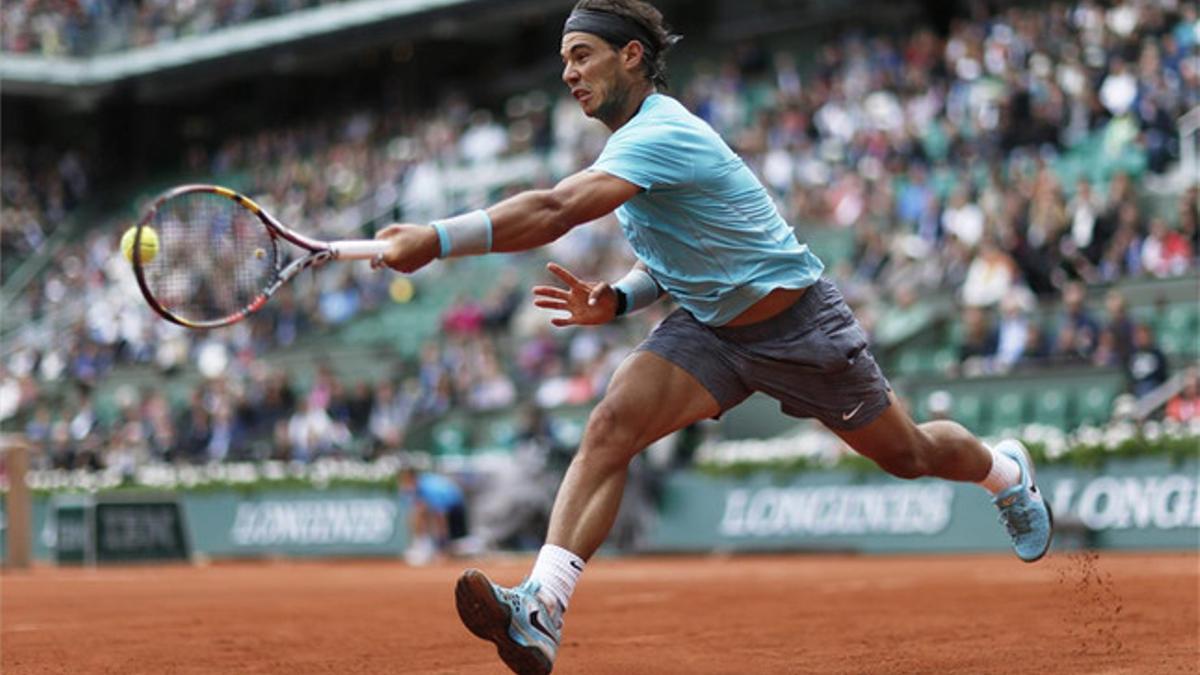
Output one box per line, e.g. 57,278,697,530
371,223,440,273
532,262,618,327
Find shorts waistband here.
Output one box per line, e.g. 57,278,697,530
709,278,831,342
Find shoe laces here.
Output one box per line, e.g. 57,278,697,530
496,585,525,611
997,498,1033,537
500,581,561,621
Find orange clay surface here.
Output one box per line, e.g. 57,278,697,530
2,551,1196,674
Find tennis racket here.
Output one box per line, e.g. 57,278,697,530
131,184,390,329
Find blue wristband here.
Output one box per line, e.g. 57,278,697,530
430,209,492,258
433,223,452,258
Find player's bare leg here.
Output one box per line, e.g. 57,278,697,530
456,351,719,674
832,391,1053,562
545,350,720,559
831,391,991,481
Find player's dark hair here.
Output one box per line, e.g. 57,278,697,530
570,0,680,90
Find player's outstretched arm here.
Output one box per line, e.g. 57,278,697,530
488,170,639,252
372,170,639,273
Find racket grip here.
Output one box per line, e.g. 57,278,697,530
330,239,392,260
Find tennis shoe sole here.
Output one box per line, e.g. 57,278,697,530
455,569,553,675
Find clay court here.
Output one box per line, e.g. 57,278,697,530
2,551,1196,674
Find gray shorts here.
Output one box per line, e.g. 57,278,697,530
637,278,892,431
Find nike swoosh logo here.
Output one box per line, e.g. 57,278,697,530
842,401,865,421
528,610,558,643
569,560,583,572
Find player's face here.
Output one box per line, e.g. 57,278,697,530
560,32,632,121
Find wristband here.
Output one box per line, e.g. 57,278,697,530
613,268,659,316
430,209,492,258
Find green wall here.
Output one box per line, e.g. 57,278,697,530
3,459,1196,563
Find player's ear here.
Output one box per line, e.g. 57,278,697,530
621,40,644,73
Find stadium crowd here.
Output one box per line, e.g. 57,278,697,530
1,0,350,56
3,0,1198,470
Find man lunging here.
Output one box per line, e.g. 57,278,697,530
373,2,1053,673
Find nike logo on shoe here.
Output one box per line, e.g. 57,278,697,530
842,401,865,421
528,610,558,643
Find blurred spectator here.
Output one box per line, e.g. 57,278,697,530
1099,58,1138,116
1126,324,1169,398
1053,281,1101,361
286,397,349,462
1092,327,1123,368
443,294,486,336
959,306,998,375
206,402,239,463
344,380,375,437
941,186,984,249
961,239,1022,308
1103,289,1137,360
1141,217,1193,278
995,293,1034,370
1020,322,1052,366
481,269,524,332
369,379,416,453
179,392,211,464
469,354,517,412
1068,180,1101,252
1165,368,1200,422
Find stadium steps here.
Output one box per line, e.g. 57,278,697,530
904,366,1125,437
406,403,591,457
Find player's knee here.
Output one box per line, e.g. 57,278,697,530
579,403,641,465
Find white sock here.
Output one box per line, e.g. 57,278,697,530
979,445,1022,495
529,544,585,611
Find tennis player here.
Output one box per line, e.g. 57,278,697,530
373,1,1053,672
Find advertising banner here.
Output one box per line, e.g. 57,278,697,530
645,458,1199,553
6,459,1193,562
183,489,407,558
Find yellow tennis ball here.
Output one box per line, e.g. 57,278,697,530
121,226,159,263
389,277,415,303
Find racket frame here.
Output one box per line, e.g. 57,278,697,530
132,184,390,329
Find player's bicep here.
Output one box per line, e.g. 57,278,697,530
552,170,641,225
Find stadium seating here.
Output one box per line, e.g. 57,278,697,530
4,0,1197,471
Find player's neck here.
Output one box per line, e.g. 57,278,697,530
602,83,656,132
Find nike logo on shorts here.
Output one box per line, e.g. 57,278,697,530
842,401,865,421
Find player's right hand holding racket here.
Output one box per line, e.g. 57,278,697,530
532,263,618,327
370,223,440,274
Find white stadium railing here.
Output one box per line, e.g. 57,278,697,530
0,0,474,90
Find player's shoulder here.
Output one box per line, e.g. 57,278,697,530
615,94,715,144
638,94,702,127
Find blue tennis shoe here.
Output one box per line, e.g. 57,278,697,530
993,439,1054,562
455,569,561,675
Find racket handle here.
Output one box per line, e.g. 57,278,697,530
330,239,391,260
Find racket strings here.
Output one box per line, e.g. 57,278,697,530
141,191,278,325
